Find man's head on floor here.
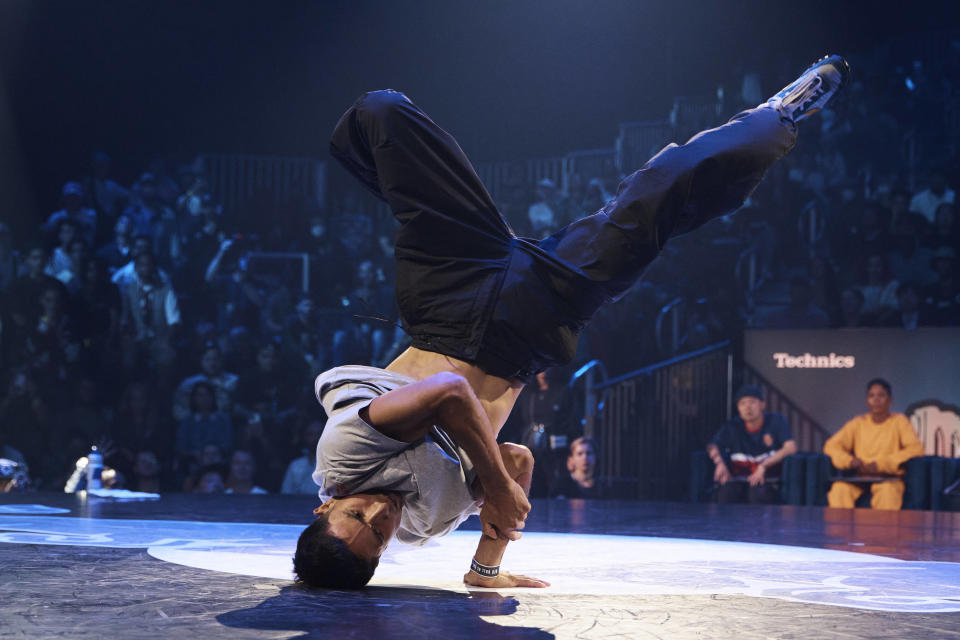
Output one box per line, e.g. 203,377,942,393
293,491,403,588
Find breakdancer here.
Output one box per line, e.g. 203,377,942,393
295,56,849,589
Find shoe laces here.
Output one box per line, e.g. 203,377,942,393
782,73,823,108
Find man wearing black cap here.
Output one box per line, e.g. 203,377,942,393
706,384,797,504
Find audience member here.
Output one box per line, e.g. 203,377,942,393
111,235,166,287
71,258,122,369
518,369,575,498
193,464,227,494
95,214,135,273
551,436,605,499
0,442,30,492
526,178,562,238
824,378,924,510
282,295,329,376
175,381,233,459
841,201,891,270
706,384,797,504
878,282,928,329
53,239,90,294
924,203,958,251
112,381,171,472
52,377,110,446
909,167,955,224
855,253,899,318
886,214,935,287
25,286,81,394
923,248,960,325
204,238,265,332
46,218,81,278
281,420,325,495
0,370,50,487
765,277,831,329
836,287,870,327
224,449,268,494
235,340,297,423
332,259,393,366
119,250,181,374
171,343,239,422
9,246,68,330
130,450,163,493
42,182,97,246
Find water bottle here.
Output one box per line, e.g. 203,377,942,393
86,446,103,491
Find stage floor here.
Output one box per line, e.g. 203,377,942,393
2,493,960,639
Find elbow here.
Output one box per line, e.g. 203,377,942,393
784,440,798,456
431,372,473,407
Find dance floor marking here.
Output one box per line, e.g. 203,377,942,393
2,507,960,613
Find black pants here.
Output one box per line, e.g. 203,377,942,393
331,90,796,380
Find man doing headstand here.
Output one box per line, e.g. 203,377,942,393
294,56,850,589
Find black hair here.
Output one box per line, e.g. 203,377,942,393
293,512,379,589
201,341,221,356
843,287,865,303
866,378,892,396
189,380,218,413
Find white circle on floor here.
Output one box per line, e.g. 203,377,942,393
2,514,959,612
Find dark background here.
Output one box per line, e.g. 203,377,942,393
1,0,957,229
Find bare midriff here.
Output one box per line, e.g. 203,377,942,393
385,347,526,435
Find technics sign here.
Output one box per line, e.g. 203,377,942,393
772,352,855,368
745,328,960,437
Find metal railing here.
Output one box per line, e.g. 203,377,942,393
475,157,565,206
739,365,831,453
560,148,617,191
588,341,733,500
567,359,609,439
245,252,311,293
671,96,719,140
654,296,685,356
199,154,325,215
616,119,674,174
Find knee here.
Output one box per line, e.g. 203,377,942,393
871,481,904,510
354,89,411,119
828,481,856,507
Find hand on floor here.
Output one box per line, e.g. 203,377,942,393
464,570,550,589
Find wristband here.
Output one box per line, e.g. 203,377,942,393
470,558,500,578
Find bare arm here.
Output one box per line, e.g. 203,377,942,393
765,440,798,467
463,443,549,589
706,442,731,484
363,372,529,540
204,239,232,283
747,439,797,486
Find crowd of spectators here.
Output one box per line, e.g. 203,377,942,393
0,39,958,496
